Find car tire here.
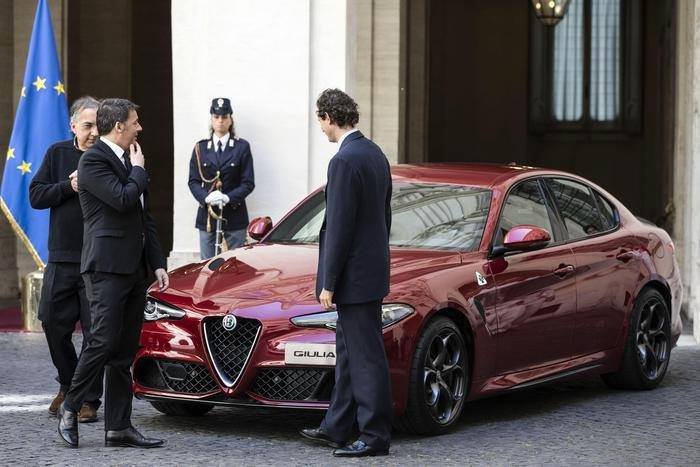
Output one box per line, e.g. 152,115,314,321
149,401,214,416
602,288,671,390
394,316,469,435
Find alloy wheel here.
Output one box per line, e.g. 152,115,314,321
636,297,669,380
423,329,466,425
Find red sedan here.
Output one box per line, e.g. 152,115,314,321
134,163,683,435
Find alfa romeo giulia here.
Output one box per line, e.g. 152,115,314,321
133,163,682,435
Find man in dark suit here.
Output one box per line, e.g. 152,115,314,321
57,98,168,449
300,88,393,457
29,96,104,423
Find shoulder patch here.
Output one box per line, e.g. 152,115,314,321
195,139,209,151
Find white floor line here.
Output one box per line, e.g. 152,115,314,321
0,394,54,405
0,404,49,413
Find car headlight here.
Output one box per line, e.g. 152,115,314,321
291,303,414,329
144,298,186,321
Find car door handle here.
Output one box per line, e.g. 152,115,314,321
616,250,635,263
553,264,575,277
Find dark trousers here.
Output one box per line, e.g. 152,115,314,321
320,300,392,450
65,266,147,431
39,262,103,404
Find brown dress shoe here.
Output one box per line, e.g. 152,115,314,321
77,402,98,423
48,391,65,417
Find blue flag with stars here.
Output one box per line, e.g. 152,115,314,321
0,0,71,268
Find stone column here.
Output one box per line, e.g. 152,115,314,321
169,0,348,268
673,1,700,341
347,0,401,164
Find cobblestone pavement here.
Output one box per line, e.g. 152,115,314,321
1,332,699,466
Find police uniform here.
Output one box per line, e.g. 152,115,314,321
188,98,255,259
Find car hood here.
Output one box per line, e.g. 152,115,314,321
155,243,463,318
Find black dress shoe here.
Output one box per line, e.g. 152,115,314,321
57,402,78,448
299,427,344,449
105,426,164,448
333,440,389,457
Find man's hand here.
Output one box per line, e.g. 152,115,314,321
319,288,334,310
155,268,169,291
69,170,78,192
129,142,145,168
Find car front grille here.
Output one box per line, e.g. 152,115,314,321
203,316,261,387
134,358,219,394
250,368,333,401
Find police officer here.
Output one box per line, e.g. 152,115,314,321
29,96,104,423
188,98,255,259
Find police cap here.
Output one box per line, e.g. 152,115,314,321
210,97,233,115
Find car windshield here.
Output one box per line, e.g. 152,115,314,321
266,182,492,251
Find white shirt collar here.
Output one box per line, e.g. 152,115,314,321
212,133,231,150
100,136,125,159
337,128,359,147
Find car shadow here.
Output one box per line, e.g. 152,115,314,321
139,369,687,444
457,377,610,427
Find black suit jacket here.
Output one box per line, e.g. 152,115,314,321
316,131,392,305
78,139,166,274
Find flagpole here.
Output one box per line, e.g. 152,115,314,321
0,199,44,269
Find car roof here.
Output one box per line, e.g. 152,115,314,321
391,163,566,188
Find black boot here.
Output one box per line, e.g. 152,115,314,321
57,402,78,448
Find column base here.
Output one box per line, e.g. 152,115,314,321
167,250,201,270
21,270,43,332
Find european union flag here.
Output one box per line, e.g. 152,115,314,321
0,0,71,268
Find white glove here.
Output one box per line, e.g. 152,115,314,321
220,194,230,205
205,190,224,205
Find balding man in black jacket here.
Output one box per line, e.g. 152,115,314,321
29,96,104,424
301,89,393,458
57,98,168,449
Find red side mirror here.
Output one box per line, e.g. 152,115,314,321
503,225,551,251
247,216,273,241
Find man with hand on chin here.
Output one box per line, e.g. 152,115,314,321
57,98,168,449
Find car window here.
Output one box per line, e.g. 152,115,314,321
266,182,492,252
389,183,491,250
594,191,618,230
495,179,553,246
546,178,604,239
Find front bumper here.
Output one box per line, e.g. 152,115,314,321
133,314,336,409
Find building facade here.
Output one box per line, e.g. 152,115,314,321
1,0,698,339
